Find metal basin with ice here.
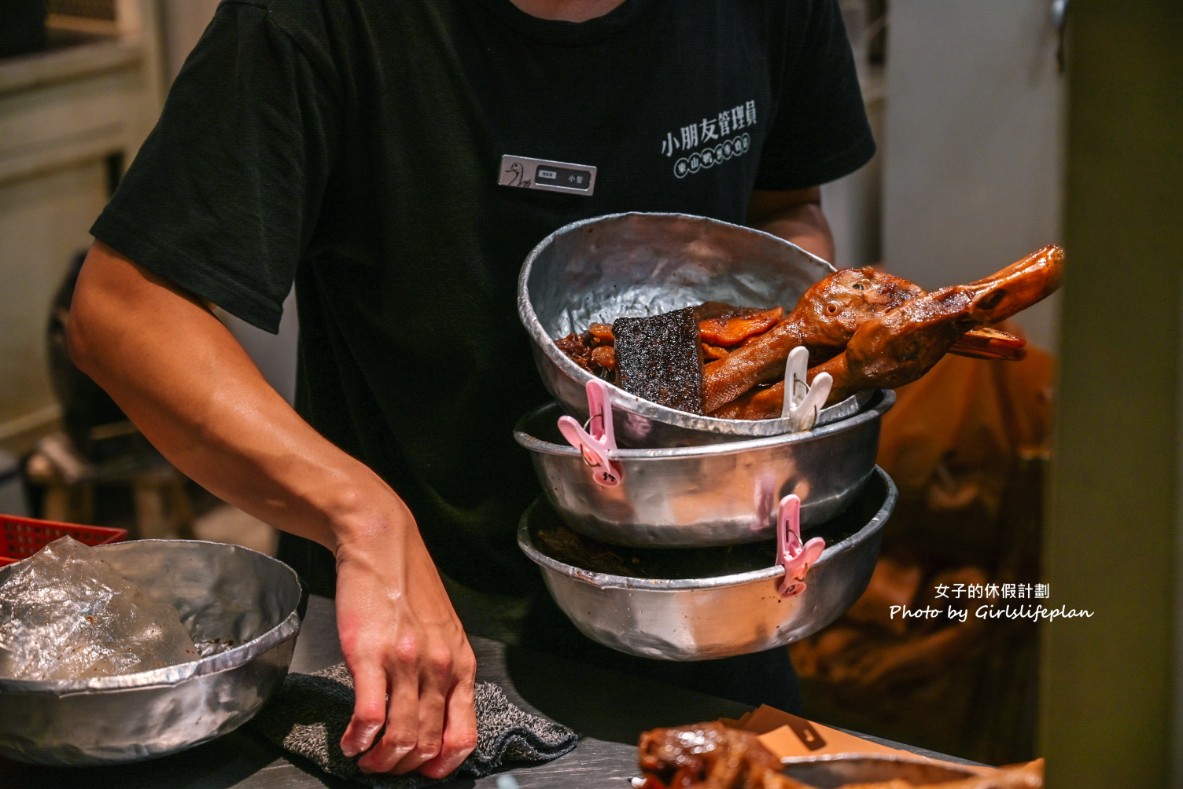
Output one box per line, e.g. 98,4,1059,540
517,467,896,661
517,211,870,448
514,391,892,548
0,539,305,766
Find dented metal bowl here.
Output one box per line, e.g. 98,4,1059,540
517,467,895,661
517,212,870,448
514,391,892,548
0,539,305,766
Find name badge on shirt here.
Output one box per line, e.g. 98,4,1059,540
498,155,597,196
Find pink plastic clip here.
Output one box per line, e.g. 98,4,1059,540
776,494,826,597
556,378,624,488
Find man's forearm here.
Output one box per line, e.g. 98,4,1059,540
748,186,836,263
67,241,391,552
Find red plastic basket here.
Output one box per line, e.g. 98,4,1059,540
0,515,129,567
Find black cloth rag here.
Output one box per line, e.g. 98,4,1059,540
250,662,579,787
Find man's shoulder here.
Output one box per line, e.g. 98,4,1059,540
211,0,449,49
214,0,434,23
215,0,332,34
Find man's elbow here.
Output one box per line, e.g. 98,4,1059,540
65,245,124,381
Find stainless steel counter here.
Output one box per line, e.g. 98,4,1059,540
0,595,966,787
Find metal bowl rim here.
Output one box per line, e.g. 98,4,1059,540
516,211,868,436
780,753,982,778
780,753,977,769
517,467,897,591
0,539,304,696
514,390,894,460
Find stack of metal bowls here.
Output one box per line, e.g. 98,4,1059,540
0,539,305,765
514,212,896,660
518,468,897,661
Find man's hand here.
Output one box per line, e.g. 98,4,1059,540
333,504,478,776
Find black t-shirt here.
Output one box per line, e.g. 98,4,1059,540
91,0,873,609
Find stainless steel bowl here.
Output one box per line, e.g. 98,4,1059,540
514,391,893,548
0,539,305,766
517,467,896,661
517,212,870,448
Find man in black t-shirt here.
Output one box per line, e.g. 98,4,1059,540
68,0,874,779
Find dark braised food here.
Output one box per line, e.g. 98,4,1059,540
614,307,705,413
555,246,1064,419
636,722,807,789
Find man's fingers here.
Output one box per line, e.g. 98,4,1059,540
417,678,478,779
340,666,389,758
385,681,447,775
344,659,478,777
355,662,419,773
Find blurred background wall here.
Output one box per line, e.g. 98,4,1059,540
0,0,163,455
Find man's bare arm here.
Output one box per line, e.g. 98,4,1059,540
748,186,835,263
68,241,477,778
